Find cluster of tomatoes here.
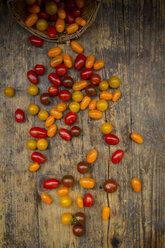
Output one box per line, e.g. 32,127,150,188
25,0,86,38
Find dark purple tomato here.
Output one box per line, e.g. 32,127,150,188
56,64,68,76
50,14,58,21
58,90,71,102
65,112,77,126
34,64,45,75
38,10,49,19
84,193,94,207
77,162,89,174
66,0,75,9
105,134,119,145
73,7,82,17
15,109,25,123
47,25,56,38
48,85,59,96
74,54,86,70
40,93,51,105
66,10,75,24
85,85,97,97
72,225,84,237
27,70,38,84
43,178,60,189
103,179,118,193
80,68,93,80
62,175,74,187
29,127,47,138
73,212,86,224
28,36,43,47
48,73,62,86
111,150,124,164
31,152,46,163
59,128,72,141
70,126,81,137
62,76,74,88
90,74,101,85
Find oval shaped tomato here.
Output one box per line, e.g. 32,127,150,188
56,64,67,76
48,85,59,96
28,35,43,47
105,134,119,145
15,109,25,123
43,178,60,189
66,10,75,24
47,25,56,38
77,162,89,174
40,93,51,105
62,76,74,88
58,90,71,102
31,152,46,163
27,70,38,84
80,68,93,80
59,128,72,141
65,112,77,126
74,54,86,70
111,149,124,164
84,193,94,207
90,73,101,85
29,127,47,138
62,175,74,188
48,73,62,86
70,126,81,137
34,64,45,75
85,85,97,97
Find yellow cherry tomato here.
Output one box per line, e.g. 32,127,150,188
86,149,97,163
112,89,121,102
38,110,48,121
56,102,67,112
96,100,108,112
102,206,110,220
50,108,63,119
72,91,84,102
88,110,102,119
60,195,72,208
57,186,69,197
101,123,113,134
88,99,97,110
45,1,57,15
45,116,55,127
41,193,52,204
76,196,84,208
80,96,91,110
109,76,120,88
36,19,48,31
27,139,37,150
99,80,109,91
28,85,38,96
37,139,48,150
61,213,73,226
4,87,15,97
28,104,39,115
47,124,57,138
29,162,40,172
69,102,80,113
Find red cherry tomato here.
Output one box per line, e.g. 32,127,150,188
111,149,124,164
90,73,101,85
48,73,62,86
84,193,94,207
29,127,47,138
56,64,68,76
105,134,119,145
74,54,86,70
58,90,71,102
27,70,38,84
38,10,49,19
43,178,60,189
47,25,56,38
34,64,45,75
59,128,72,141
66,10,75,24
15,109,25,123
65,112,77,126
66,0,75,9
50,14,58,21
31,152,46,163
28,36,43,47
48,85,59,96
73,7,82,17
80,68,93,80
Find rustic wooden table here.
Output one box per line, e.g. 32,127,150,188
0,1,164,247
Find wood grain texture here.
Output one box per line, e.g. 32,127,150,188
0,0,164,247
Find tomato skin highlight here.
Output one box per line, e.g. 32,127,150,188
77,162,89,174
15,109,25,123
74,54,86,70
62,175,74,188
65,112,77,126
27,70,38,84
111,149,124,164
59,128,72,141
84,193,94,207
102,206,110,220
90,74,101,85
29,127,47,138
70,126,81,137
48,73,62,86
105,134,119,145
43,178,60,189
28,35,43,47
31,152,46,163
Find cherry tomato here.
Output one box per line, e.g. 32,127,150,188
43,178,60,189
15,109,25,123
37,138,48,150
27,70,38,84
74,54,86,70
103,179,118,193
73,7,82,17
131,178,141,192
66,0,75,9
31,151,46,163
130,132,143,144
112,89,121,102
99,80,109,91
50,108,63,119
102,206,110,220
29,162,40,172
90,73,101,85
58,90,71,102
86,149,97,163
48,73,62,86
29,127,47,138
73,212,86,225
84,193,93,207
111,149,124,164
100,91,112,100
25,13,38,27
76,196,83,208
96,99,108,112
4,87,15,97
72,91,84,102
105,134,119,145
28,104,39,115
66,10,75,24
50,55,63,68
34,64,45,75
41,193,52,204
77,162,89,174
65,112,77,126
58,8,66,19
67,23,79,34
28,85,38,96
75,0,85,8
80,177,95,189
56,18,65,33
48,85,59,96
57,186,69,196
63,54,73,68
62,76,74,88
88,99,97,110
47,124,57,137
45,116,55,127
56,64,67,76
70,41,83,53
59,128,72,141
50,14,58,21
85,54,95,68
72,225,84,237
60,195,72,208
61,213,73,226
45,1,57,15
88,110,102,119
57,102,67,112
101,123,113,134
47,25,56,38
70,126,81,137
85,85,97,97
29,35,43,47
72,80,88,91
109,76,120,88
80,96,91,110
38,110,48,121
93,60,104,70
27,139,37,150
40,93,51,105
48,47,61,58
75,17,86,26
69,102,80,113
80,68,93,80
38,10,49,19
62,175,74,188
36,19,48,31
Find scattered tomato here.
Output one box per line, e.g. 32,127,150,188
103,179,118,193
131,178,141,192
111,149,124,164
77,162,89,174
76,196,84,208
28,104,39,115
29,127,47,138
45,116,55,127
15,109,25,123
38,110,48,121
47,124,57,137
60,195,72,208
34,64,45,75
69,101,80,113
86,149,97,163
27,70,38,84
57,186,69,196
29,162,40,172
41,193,52,204
4,87,15,97
58,90,71,102
88,110,102,119
40,93,51,105
48,85,59,96
59,128,72,141
72,225,84,237
37,138,48,150
79,177,95,189
72,91,84,102
62,175,74,187
70,126,81,137
61,213,73,225
84,193,93,207
109,76,120,88
43,178,60,189
48,72,62,86
28,35,43,47
27,139,37,150
31,151,46,163
105,134,119,145
102,206,110,220
74,54,86,70
101,123,113,134
28,85,39,96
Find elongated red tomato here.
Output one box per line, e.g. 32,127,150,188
15,109,25,123
47,25,56,38
43,178,60,189
105,134,119,145
74,54,86,70
58,90,71,102
34,64,45,75
28,36,43,47
31,152,46,163
65,112,77,126
111,149,124,164
27,70,38,84
29,127,47,138
48,73,62,86
84,193,94,207
59,128,72,141
80,68,93,80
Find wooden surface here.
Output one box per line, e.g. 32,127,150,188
0,0,165,247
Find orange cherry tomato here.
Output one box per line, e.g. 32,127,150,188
102,206,110,220
57,186,69,196
80,96,91,110
76,196,84,208
131,132,143,144
85,54,95,68
79,177,95,189
131,178,141,192
67,23,79,34
75,0,85,8
88,99,97,110
47,124,57,137
41,193,52,204
50,108,63,119
88,110,102,119
57,8,66,19
93,60,104,70
71,41,83,53
48,46,61,58
56,18,65,33
50,55,63,68
86,149,97,163
29,162,40,172
100,91,112,101
112,89,121,102
25,13,38,27
72,80,88,91
75,17,86,26
57,102,67,112
27,4,40,14
63,54,73,68
45,116,55,127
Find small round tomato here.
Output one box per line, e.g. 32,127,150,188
38,110,48,121
73,212,86,225
90,74,101,85
47,124,57,138
57,102,67,112
58,90,71,102
36,19,48,31
41,193,52,204
60,195,72,208
15,109,25,123
62,76,74,88
27,70,38,84
56,64,67,76
47,25,56,38
111,149,124,164
62,175,74,188
86,149,97,163
75,0,85,8
131,178,141,192
72,91,83,102
105,134,119,145
45,116,55,127
29,127,47,138
28,104,39,115
58,8,66,19
29,162,40,172
61,213,73,226
48,85,59,96
40,93,51,105
70,126,81,137
103,179,118,193
45,1,57,15
31,152,46,163
48,72,62,86
74,54,86,70
99,80,109,91
80,68,93,80
28,85,39,96
76,196,83,208
34,64,45,75
37,138,48,150
50,14,57,21
43,178,60,189
73,7,82,17
28,35,43,47
109,76,120,88
4,87,15,97
69,102,80,113
27,139,37,150
80,177,95,189
101,123,113,134
65,112,77,126
72,80,88,91
85,85,97,97
59,128,72,141
72,225,84,237
57,186,69,196
77,162,89,174
96,99,108,112
27,4,40,14
84,193,93,207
